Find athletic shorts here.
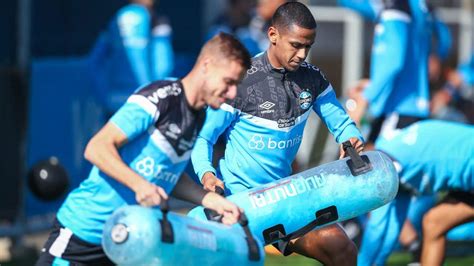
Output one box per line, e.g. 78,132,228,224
445,191,474,207
368,114,424,143
35,218,114,266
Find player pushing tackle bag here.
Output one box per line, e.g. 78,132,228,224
102,200,264,266
188,142,399,245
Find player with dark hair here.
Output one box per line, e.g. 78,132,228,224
35,32,251,265
191,2,363,265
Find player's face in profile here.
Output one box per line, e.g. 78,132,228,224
271,24,315,71
204,59,245,109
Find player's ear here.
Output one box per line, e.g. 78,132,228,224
201,57,212,74
268,26,278,45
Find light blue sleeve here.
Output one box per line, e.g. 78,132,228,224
191,105,238,181
458,53,474,86
151,23,174,79
116,5,151,86
363,14,409,116
337,0,381,22
109,95,157,141
432,16,452,61
313,86,363,143
358,193,411,266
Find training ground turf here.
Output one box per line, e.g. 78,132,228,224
265,252,474,265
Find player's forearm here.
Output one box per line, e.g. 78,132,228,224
191,137,217,181
316,90,364,142
84,139,147,192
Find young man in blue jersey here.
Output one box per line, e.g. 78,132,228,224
35,32,251,265
89,0,175,113
358,120,474,265
191,2,364,265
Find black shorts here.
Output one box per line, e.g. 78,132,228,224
367,114,424,143
35,218,114,266
444,191,474,207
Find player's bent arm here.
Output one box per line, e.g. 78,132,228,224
172,174,240,225
191,137,218,182
84,122,168,206
314,87,364,144
191,105,237,181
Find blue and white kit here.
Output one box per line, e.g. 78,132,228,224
191,52,362,194
57,80,205,245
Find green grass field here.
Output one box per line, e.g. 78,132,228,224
265,252,474,266
3,250,474,265
2,239,473,265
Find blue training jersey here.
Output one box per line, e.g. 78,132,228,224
376,120,474,194
337,0,383,22
205,14,267,57
431,11,452,61
363,0,432,118
191,52,362,194
458,53,474,86
57,80,205,244
89,4,174,110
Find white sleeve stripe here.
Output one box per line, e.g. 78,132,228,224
127,95,158,119
220,103,236,113
49,227,73,257
317,85,333,99
381,10,411,22
241,111,310,132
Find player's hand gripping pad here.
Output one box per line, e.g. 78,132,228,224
102,204,264,265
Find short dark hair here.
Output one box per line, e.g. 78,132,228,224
200,32,251,70
271,2,317,31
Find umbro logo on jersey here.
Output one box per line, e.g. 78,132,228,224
259,101,275,110
259,101,275,114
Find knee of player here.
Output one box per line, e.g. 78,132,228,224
339,236,358,258
321,229,357,257
422,211,442,237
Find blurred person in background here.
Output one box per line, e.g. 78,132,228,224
346,0,432,150
89,0,175,114
206,0,288,56
431,52,474,123
360,120,474,265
